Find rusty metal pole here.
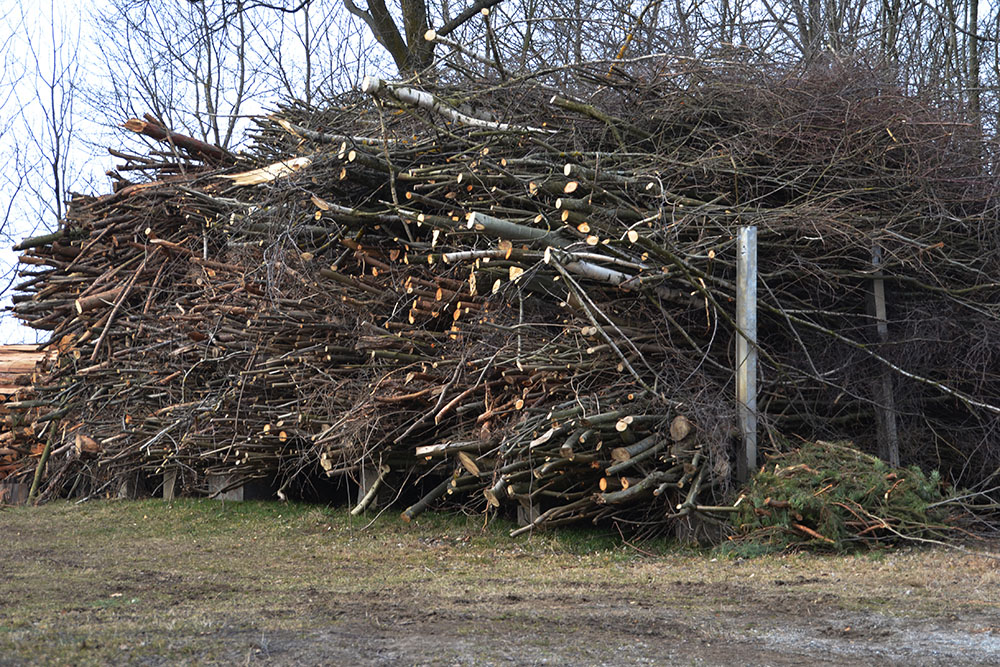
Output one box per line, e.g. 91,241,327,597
737,226,758,482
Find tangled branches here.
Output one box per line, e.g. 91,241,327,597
6,57,999,537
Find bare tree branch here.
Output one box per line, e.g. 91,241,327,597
437,0,503,37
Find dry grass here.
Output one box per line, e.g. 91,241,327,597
2,499,999,665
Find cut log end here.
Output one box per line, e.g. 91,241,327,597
670,415,694,442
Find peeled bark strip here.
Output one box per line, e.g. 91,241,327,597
362,77,549,134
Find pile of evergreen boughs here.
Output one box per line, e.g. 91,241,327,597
733,440,954,551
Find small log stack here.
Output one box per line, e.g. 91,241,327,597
0,345,58,500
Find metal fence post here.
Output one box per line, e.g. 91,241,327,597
737,226,758,482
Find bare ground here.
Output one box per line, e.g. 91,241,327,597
1,499,999,665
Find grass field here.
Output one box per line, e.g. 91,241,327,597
2,499,1000,665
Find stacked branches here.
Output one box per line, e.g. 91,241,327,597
8,58,1000,534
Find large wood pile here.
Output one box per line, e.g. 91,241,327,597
7,59,1000,533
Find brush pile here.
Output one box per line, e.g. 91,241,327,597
732,439,953,551
6,58,1000,534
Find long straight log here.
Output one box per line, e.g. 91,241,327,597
401,476,454,522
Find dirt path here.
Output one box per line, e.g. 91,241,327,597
260,596,1000,666
259,574,1000,665
2,500,999,665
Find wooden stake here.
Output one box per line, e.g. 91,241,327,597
872,245,900,467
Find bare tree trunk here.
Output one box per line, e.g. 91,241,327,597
879,0,902,68
967,0,980,115
573,0,583,63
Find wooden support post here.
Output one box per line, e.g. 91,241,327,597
207,474,274,501
872,246,900,467
736,226,758,482
117,478,134,498
207,474,245,501
162,467,178,501
517,500,541,527
117,472,147,499
0,482,30,506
